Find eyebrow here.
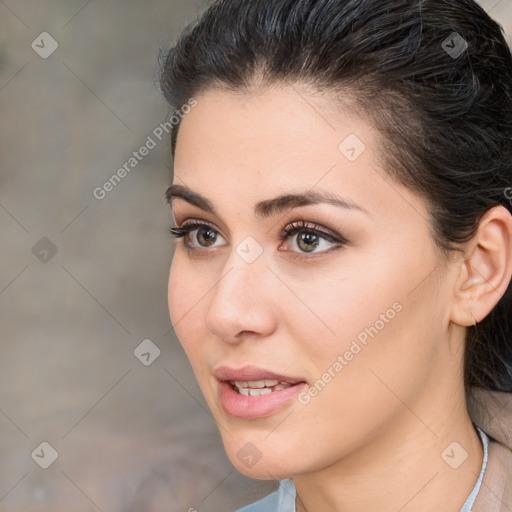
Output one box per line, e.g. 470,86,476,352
165,184,370,219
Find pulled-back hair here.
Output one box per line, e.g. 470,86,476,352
159,0,512,394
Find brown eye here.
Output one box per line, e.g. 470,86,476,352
169,221,227,250
196,227,217,247
280,221,348,256
296,232,320,252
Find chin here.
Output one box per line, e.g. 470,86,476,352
230,454,295,481
219,435,299,480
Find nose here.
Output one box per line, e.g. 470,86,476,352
205,247,277,345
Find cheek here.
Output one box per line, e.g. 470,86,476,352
281,251,404,360
294,238,435,354
167,255,184,331
168,252,202,352
291,244,441,414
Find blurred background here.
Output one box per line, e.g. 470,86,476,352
0,1,511,510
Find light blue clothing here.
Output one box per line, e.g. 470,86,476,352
460,426,489,512
236,426,489,512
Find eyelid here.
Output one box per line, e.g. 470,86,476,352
173,217,345,241
171,209,231,239
280,220,348,244
169,219,229,250
180,218,218,231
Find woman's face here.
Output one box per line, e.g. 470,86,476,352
167,85,458,479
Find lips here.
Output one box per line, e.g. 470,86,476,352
213,365,307,419
213,365,306,385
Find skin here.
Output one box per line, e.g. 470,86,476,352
167,84,512,512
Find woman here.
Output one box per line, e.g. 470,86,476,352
160,0,512,510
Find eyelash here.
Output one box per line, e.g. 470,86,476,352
168,219,348,259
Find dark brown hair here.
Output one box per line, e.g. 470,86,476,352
160,0,512,394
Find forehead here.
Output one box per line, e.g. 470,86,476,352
171,85,430,231
175,84,366,149
174,86,374,187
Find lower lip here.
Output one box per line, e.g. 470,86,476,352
218,380,307,419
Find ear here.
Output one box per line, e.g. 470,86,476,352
451,205,512,327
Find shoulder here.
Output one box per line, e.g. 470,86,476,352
468,388,512,511
472,435,512,511
235,480,296,512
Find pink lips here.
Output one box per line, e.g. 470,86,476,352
213,365,307,419
213,365,305,384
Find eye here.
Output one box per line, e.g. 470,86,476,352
168,220,227,249
279,220,348,255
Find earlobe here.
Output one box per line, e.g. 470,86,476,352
450,205,512,327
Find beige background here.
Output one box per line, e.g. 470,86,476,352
1,1,511,510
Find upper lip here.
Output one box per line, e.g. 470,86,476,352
213,365,306,384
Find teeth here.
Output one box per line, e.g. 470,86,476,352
234,379,290,388
231,380,294,395
235,379,265,388
249,388,272,396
